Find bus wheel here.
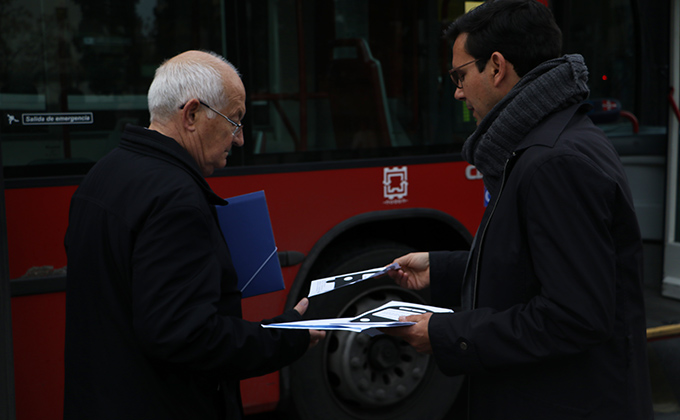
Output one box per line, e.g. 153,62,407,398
289,242,463,420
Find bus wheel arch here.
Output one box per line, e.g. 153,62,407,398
286,208,473,306
282,208,471,420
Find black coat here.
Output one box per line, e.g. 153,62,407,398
428,105,653,419
64,125,308,420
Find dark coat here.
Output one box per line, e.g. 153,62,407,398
64,125,309,420
428,104,653,419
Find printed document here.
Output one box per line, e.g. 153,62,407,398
262,300,453,333
308,263,401,297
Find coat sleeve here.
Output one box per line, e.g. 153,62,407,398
131,203,308,380
429,152,626,376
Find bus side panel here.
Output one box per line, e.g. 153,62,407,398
240,373,280,415
7,160,484,418
5,162,485,282
11,292,65,420
10,291,289,419
5,186,75,279
207,161,486,265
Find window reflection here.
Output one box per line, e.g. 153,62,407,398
248,0,476,155
0,0,224,173
1,0,478,176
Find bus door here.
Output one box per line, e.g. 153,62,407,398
662,0,680,300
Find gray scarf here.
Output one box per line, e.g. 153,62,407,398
461,54,590,198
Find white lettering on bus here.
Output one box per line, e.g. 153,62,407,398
465,165,483,180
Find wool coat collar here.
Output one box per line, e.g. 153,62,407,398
120,124,227,207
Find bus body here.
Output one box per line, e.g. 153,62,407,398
8,159,484,418
2,0,676,419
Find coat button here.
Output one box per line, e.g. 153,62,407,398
459,342,468,351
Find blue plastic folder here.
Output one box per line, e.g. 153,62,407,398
215,191,284,298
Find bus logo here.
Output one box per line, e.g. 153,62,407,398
383,166,408,203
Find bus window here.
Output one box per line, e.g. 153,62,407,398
559,1,635,108
0,0,226,178
556,0,670,126
1,0,479,177
245,0,477,160
555,0,670,243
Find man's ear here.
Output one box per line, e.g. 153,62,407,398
489,51,519,89
181,98,201,132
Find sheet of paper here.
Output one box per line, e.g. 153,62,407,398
262,300,453,332
307,263,401,297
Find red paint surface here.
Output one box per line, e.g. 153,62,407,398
8,161,484,419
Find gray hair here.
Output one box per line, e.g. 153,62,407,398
147,51,239,124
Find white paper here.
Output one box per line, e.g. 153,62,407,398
307,263,401,297
262,300,453,333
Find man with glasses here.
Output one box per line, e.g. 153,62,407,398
64,50,325,420
385,1,653,419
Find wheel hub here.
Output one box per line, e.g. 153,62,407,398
368,336,400,371
326,293,431,408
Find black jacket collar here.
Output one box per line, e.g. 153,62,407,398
515,103,591,152
120,124,227,206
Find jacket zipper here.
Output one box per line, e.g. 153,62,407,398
467,152,515,420
471,153,515,310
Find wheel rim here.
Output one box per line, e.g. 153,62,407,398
325,288,431,409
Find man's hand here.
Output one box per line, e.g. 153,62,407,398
381,312,433,354
293,297,311,316
293,297,326,349
308,329,326,349
387,252,431,290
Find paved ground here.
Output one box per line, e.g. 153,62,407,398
646,284,680,419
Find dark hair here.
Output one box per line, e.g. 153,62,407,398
444,0,562,77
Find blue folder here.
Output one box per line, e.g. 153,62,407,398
215,191,285,298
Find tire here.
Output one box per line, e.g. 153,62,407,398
290,241,463,420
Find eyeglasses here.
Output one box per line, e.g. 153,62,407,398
198,100,243,137
448,59,481,89
180,100,243,137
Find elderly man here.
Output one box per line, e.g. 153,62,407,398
64,50,324,420
385,1,653,419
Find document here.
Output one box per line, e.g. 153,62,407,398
262,300,453,332
215,191,285,298
308,263,401,297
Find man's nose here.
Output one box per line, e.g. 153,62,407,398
454,86,466,101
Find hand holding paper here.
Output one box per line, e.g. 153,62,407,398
387,252,431,290
293,298,326,348
308,263,401,297
379,312,434,354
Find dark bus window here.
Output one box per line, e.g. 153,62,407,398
555,0,670,245
244,0,477,163
559,1,635,109
0,0,226,178
1,0,479,178
555,0,670,127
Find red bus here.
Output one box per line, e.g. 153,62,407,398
1,0,678,419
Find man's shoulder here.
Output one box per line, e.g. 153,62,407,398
514,111,626,190
520,106,613,159
76,147,202,213
88,145,192,184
